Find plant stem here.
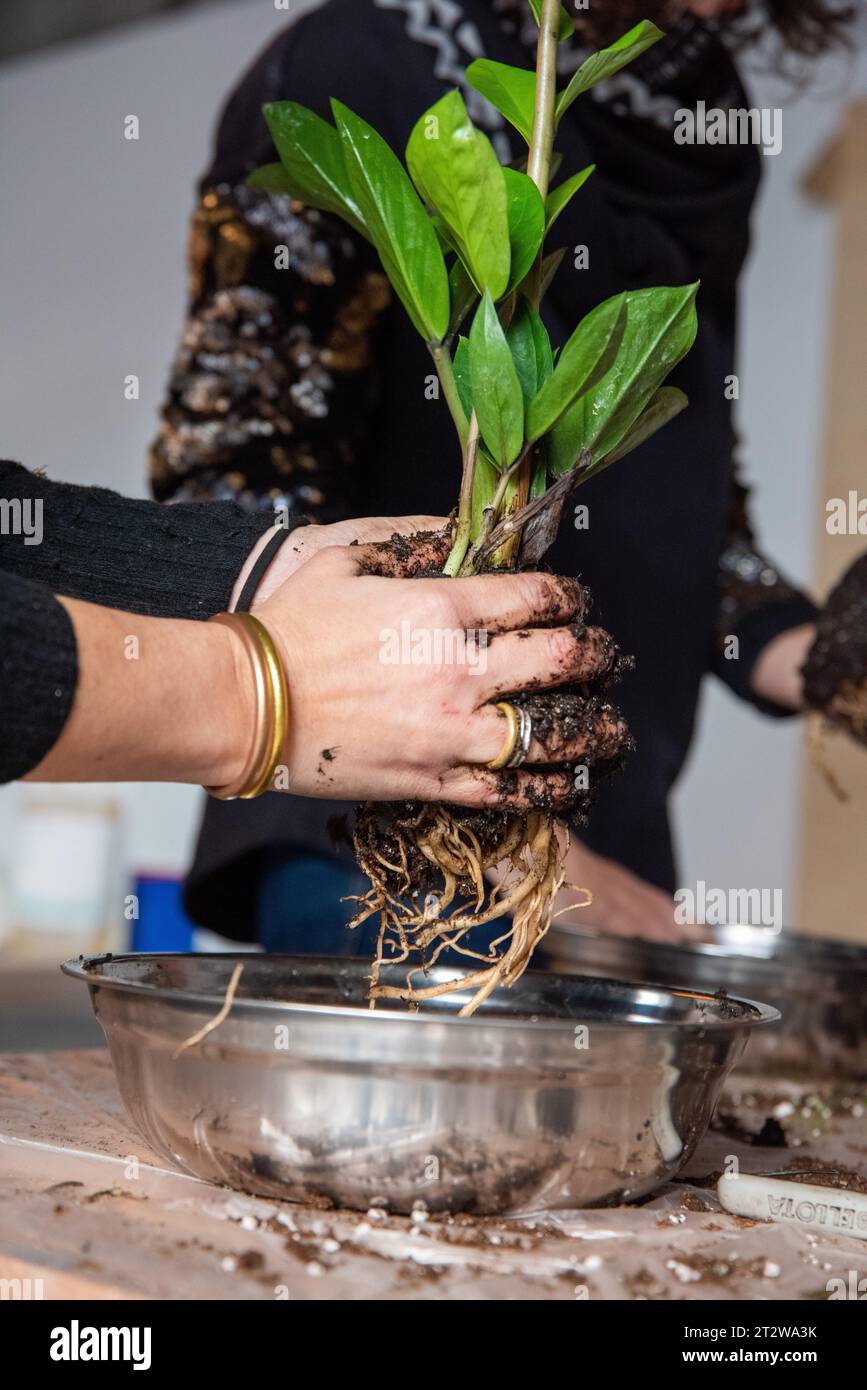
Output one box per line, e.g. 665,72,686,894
443,411,479,576
459,443,531,575
443,3,561,578
500,0,560,563
526,0,560,202
429,342,468,448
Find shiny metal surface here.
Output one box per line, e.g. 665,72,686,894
62,953,776,1215
544,924,867,1078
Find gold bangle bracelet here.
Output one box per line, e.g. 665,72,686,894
205,612,288,800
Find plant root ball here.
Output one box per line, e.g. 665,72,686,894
348,693,629,1016
347,537,635,1012
349,801,569,1015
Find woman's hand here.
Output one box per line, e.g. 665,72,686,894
231,514,451,610
256,538,628,807
751,624,814,711
554,838,699,945
29,521,630,809
752,554,867,735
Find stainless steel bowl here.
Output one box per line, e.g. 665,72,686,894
544,925,867,1078
63,953,776,1214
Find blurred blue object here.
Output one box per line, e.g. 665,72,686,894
131,875,195,951
257,850,510,959
257,850,376,956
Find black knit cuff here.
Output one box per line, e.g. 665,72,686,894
0,571,77,781
711,594,819,717
0,460,274,621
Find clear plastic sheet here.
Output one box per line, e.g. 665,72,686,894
1,1051,864,1300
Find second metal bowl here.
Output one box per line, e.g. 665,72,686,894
62,953,776,1214
544,924,867,1078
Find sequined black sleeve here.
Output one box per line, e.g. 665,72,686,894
150,180,391,520
712,473,818,713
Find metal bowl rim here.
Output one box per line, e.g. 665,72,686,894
61,952,780,1032
547,923,867,976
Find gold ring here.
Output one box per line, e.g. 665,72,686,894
487,701,520,770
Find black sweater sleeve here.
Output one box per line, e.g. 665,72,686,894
0,459,273,781
0,460,271,619
0,570,77,781
712,470,818,714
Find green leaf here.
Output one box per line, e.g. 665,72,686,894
528,0,575,42
452,335,472,419
545,164,595,231
549,283,698,474
526,292,627,441
260,103,366,238
530,456,548,499
447,260,478,340
555,21,665,124
332,99,449,342
431,215,458,253
465,60,536,144
536,248,566,303
247,162,293,194
468,291,524,469
503,168,545,291
506,303,553,408
407,91,510,300
580,284,698,461
592,386,688,473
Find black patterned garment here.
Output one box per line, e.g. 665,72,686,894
151,0,818,934
150,181,390,520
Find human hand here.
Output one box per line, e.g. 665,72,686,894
253,538,629,807
231,514,454,610
554,838,700,945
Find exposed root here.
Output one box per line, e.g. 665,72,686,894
348,542,631,1017
807,714,848,803
172,963,244,1059
805,680,867,804
348,803,574,1016
551,884,594,920
830,680,867,743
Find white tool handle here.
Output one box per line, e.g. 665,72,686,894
718,1172,867,1240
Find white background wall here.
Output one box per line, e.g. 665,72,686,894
672,45,866,925
0,1,864,934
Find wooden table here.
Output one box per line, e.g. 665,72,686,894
1,1050,865,1300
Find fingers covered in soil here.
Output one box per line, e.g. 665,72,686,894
467,768,584,815
334,538,633,819
443,677,633,818
443,741,632,818
353,526,454,577
358,533,589,632
479,624,618,698
478,692,630,766
447,573,589,633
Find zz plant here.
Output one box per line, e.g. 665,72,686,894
252,5,698,1013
